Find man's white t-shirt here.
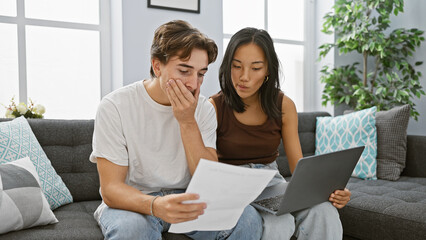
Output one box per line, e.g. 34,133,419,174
89,80,217,220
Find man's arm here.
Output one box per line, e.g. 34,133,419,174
97,157,150,213
97,157,206,223
166,79,218,175
180,124,217,175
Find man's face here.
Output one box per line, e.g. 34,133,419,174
155,48,209,97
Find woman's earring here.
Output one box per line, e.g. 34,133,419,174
264,75,269,83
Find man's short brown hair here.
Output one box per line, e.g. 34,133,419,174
150,20,218,78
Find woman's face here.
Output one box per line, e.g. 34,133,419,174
231,43,268,102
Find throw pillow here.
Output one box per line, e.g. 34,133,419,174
0,117,72,209
343,105,411,180
0,157,58,234
375,105,410,180
315,107,377,180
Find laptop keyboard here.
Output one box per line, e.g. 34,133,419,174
253,194,284,211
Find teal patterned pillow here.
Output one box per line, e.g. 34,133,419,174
0,117,73,209
315,107,377,180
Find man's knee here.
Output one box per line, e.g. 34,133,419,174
100,208,161,240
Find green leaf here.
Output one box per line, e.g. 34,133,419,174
343,96,349,104
394,8,399,16
400,91,409,97
416,92,421,98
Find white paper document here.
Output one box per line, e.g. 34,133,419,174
169,159,277,233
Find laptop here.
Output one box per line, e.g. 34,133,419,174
251,146,365,215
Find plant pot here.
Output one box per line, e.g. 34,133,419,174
334,103,353,116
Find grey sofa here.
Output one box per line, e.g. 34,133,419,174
0,112,425,239
275,112,426,240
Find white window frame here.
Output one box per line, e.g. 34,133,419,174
0,0,111,104
304,0,316,112
223,0,315,112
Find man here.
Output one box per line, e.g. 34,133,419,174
90,20,262,240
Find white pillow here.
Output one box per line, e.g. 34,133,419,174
0,157,58,234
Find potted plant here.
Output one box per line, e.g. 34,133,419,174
319,0,425,119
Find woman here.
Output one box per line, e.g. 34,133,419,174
209,28,351,240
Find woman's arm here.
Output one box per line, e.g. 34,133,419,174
280,98,351,208
280,96,303,174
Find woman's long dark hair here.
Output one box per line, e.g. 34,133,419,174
219,27,281,119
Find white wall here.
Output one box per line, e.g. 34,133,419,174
119,0,223,98
312,0,335,115
115,1,425,135
389,0,426,135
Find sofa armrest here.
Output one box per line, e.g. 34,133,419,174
402,135,426,177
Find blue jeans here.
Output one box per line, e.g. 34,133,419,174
98,189,263,240
243,162,343,240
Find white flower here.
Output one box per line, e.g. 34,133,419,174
17,102,28,114
33,104,46,115
5,109,15,118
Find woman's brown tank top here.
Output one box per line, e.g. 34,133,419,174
211,92,283,165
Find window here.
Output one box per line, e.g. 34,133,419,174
223,0,314,112
0,0,111,119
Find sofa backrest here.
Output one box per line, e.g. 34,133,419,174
0,118,101,202
276,112,330,177
276,112,426,179
403,135,426,177
30,119,101,201
2,112,424,203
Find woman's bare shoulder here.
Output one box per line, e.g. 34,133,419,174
281,94,297,115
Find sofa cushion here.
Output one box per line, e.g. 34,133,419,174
0,199,193,240
339,176,426,239
0,117,73,209
0,201,103,240
0,157,58,235
315,107,377,179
